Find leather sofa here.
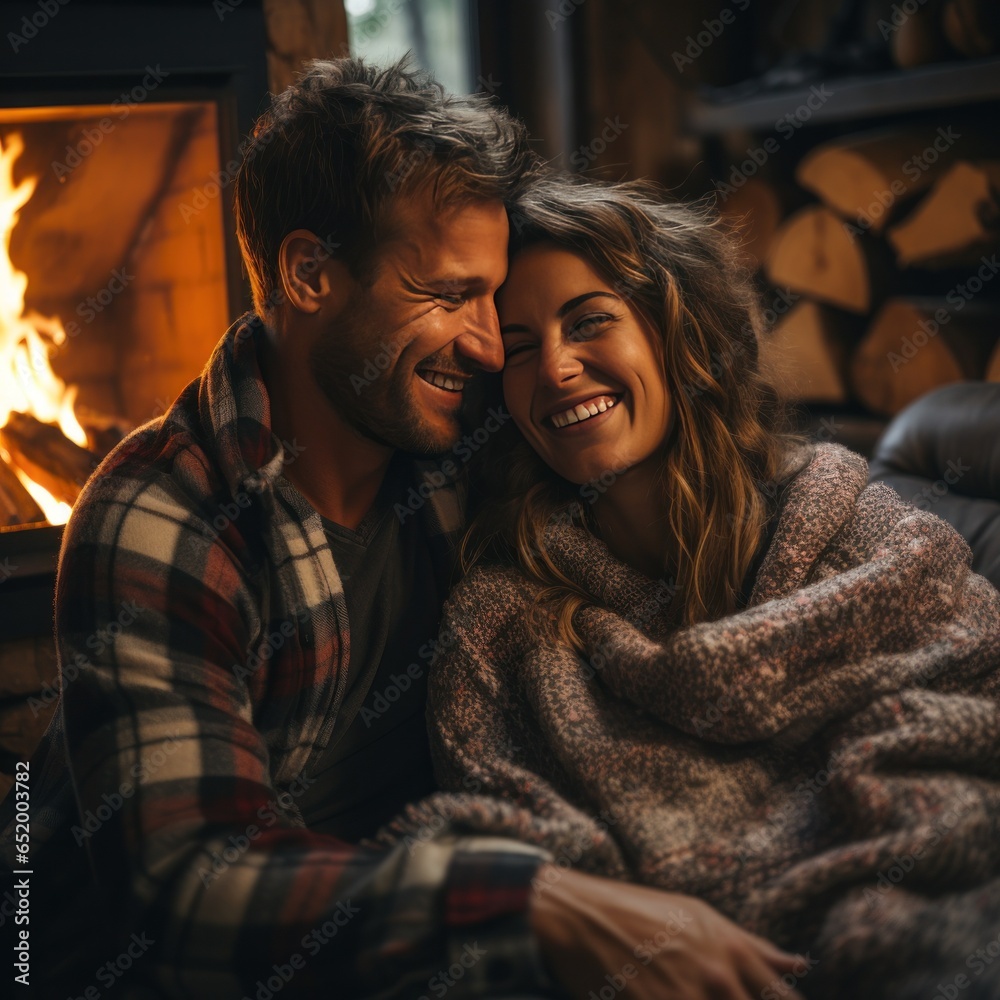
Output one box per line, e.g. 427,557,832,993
867,381,1000,591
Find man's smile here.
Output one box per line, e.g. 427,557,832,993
416,369,468,392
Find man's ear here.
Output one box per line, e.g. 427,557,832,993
277,229,351,315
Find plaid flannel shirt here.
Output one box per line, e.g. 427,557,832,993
0,313,552,999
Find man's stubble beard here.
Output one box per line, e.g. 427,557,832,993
308,319,464,458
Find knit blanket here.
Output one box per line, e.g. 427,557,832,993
375,443,1000,999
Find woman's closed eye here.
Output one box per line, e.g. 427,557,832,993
503,338,536,360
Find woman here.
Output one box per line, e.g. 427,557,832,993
377,177,1000,999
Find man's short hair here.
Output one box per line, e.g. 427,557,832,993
234,55,536,317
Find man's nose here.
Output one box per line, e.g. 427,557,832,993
454,298,504,373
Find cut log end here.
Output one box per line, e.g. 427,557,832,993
851,299,1000,415
717,179,784,271
765,206,882,314
888,160,1000,269
759,300,853,403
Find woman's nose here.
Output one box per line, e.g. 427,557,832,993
537,339,584,388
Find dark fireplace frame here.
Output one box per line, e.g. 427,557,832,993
0,0,269,639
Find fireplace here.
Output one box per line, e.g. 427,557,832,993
0,1,268,645
1,100,230,519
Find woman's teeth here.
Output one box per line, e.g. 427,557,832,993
550,395,618,429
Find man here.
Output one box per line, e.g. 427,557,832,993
0,57,803,999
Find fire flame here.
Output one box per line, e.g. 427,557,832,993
0,131,87,525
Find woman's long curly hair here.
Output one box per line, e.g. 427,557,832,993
460,175,804,651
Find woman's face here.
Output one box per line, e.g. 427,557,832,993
497,244,673,486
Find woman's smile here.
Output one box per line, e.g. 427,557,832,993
544,391,623,431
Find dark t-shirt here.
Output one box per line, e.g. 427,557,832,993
296,457,442,842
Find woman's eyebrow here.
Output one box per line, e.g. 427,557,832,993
556,291,621,317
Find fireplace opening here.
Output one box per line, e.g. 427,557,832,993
0,99,230,528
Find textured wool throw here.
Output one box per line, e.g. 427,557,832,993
373,444,1000,998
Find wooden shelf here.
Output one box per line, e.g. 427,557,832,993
686,56,1000,134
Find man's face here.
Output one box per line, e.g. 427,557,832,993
310,194,509,456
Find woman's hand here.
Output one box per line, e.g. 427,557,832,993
530,866,811,999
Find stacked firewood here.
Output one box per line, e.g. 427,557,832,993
0,409,131,527
722,127,1000,416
